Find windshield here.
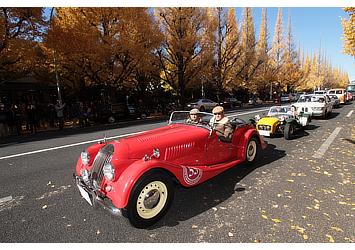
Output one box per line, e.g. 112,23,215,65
268,106,291,115
168,111,213,129
298,95,324,102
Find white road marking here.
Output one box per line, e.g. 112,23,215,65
313,127,342,159
346,110,353,117
0,196,13,204
231,107,270,116
0,108,269,161
0,131,144,160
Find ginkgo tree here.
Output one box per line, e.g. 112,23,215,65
0,7,45,82
341,7,355,57
44,7,162,94
155,7,210,107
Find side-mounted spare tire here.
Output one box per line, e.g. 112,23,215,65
125,169,174,229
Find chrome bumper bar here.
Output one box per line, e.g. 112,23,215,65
73,174,122,217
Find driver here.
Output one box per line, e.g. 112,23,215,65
209,106,233,142
186,108,202,124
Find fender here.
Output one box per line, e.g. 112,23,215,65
108,159,180,209
239,129,267,160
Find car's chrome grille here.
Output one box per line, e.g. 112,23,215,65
90,144,114,189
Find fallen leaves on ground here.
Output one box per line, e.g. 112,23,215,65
326,234,335,242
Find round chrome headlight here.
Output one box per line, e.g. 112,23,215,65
80,169,89,182
103,162,115,181
81,151,90,166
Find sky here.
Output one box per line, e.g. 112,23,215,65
5,0,354,83
243,7,355,82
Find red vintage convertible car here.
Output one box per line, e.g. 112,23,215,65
74,111,267,228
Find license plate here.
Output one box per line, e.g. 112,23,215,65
258,130,270,136
77,184,92,206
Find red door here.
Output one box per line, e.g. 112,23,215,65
206,131,233,165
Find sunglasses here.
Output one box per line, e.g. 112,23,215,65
213,112,223,115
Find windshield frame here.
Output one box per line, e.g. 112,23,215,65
168,111,213,130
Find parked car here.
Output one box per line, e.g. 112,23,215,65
220,97,243,109
346,91,353,102
314,90,327,95
293,94,332,118
187,98,218,111
327,89,347,104
74,110,267,228
248,97,263,106
280,94,293,103
328,94,340,108
255,105,311,140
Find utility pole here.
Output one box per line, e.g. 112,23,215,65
49,7,63,106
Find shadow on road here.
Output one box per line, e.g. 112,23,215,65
151,143,286,229
342,138,355,145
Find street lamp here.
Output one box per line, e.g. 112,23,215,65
49,7,63,106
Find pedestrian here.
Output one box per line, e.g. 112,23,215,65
209,106,233,142
0,102,8,139
55,100,66,130
77,101,85,127
26,102,37,134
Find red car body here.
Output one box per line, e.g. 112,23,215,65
74,111,267,228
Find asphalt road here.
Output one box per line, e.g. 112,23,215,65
0,103,354,243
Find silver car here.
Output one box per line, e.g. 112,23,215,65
187,99,218,112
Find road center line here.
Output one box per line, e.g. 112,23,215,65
0,196,13,204
0,108,269,161
313,127,342,159
346,110,353,117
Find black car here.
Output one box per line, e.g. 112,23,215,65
220,97,243,109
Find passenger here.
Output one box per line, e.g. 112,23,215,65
209,106,233,142
186,108,202,124
290,105,298,118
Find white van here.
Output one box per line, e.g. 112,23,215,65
327,89,347,104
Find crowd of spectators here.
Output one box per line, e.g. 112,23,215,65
0,99,97,139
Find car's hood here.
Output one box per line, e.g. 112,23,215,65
119,124,209,160
257,117,279,126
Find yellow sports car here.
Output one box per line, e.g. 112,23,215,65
256,116,280,137
255,106,311,140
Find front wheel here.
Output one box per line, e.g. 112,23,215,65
126,170,174,228
245,137,259,165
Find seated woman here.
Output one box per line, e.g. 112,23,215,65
186,108,202,124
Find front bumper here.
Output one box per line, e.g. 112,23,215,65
73,174,122,217
311,110,325,117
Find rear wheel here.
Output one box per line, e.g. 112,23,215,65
245,137,259,165
126,170,174,228
284,123,294,140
